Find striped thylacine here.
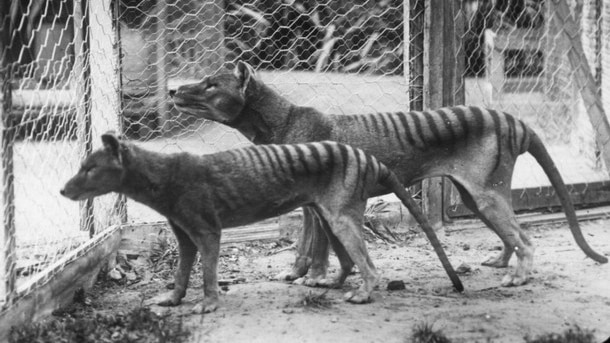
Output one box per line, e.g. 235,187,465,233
61,133,463,313
170,61,608,288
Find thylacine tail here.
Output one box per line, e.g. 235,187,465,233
377,164,465,292
525,129,608,263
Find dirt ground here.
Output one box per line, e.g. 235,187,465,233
94,218,610,343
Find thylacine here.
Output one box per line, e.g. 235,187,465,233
170,61,608,287
61,133,462,313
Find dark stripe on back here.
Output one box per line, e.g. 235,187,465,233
505,113,517,155
268,145,288,175
242,147,258,170
386,113,406,150
397,112,419,148
305,143,322,172
279,145,296,174
422,110,442,145
258,146,282,181
320,142,335,176
452,106,469,142
359,115,371,132
437,108,456,144
468,106,485,136
379,113,391,137
337,143,350,179
369,114,381,134
411,112,429,149
293,145,310,174
352,147,362,192
488,109,503,171
360,152,371,198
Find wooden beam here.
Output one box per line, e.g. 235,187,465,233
551,0,610,177
446,180,610,218
119,220,283,258
0,226,122,342
424,0,464,227
0,3,15,308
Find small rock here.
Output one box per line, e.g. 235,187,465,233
282,308,294,314
108,268,122,280
456,263,472,274
330,317,338,323
218,280,232,286
386,280,406,291
462,244,470,251
124,271,138,281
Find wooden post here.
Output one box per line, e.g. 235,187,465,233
407,0,425,214
114,1,128,224
73,0,94,235
551,0,610,176
0,9,15,306
408,0,424,111
154,0,169,132
88,0,123,231
422,0,464,226
422,0,445,227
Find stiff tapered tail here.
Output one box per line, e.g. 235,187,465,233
379,167,464,292
527,131,608,263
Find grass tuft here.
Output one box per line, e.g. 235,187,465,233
525,325,596,343
410,322,452,343
10,306,189,343
298,290,333,309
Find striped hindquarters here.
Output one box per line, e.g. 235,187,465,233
227,141,384,198
343,106,532,169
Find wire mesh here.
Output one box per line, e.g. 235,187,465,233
116,0,412,222
452,0,610,214
3,0,609,308
0,0,123,306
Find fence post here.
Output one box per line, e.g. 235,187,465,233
114,1,128,224
88,0,124,230
551,0,610,177
0,1,16,307
423,0,463,227
154,0,169,132
73,0,95,235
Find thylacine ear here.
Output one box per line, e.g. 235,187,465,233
101,131,123,164
233,61,256,95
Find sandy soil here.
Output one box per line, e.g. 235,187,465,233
97,219,610,343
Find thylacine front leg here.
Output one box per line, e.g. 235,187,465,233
149,220,197,307
189,229,221,313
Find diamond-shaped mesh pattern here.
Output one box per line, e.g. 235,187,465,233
116,0,413,223
2,0,609,308
0,0,123,306
455,0,609,194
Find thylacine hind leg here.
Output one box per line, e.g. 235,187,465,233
277,207,330,281
316,203,378,303
303,211,355,288
452,178,534,286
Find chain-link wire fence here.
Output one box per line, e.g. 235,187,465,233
1,0,610,310
116,0,414,223
447,0,610,216
0,0,125,308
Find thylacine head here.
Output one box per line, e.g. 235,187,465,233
60,133,125,201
